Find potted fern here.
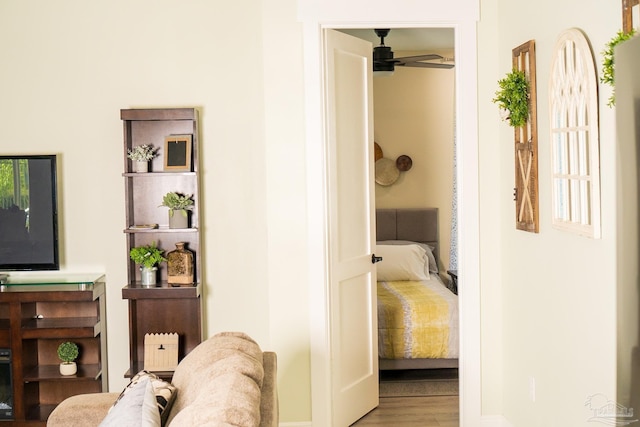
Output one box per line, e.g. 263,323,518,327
159,192,194,229
130,242,166,286
127,144,158,173
57,341,79,376
492,69,530,127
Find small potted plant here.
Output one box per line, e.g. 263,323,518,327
492,69,530,127
127,144,158,173
57,341,79,376
130,241,166,286
159,192,194,229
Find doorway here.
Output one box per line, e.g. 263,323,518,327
303,20,481,427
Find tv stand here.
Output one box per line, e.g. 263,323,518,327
0,274,107,426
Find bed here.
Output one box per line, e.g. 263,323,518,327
376,208,459,370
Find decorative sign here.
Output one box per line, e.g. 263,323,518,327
512,40,539,233
164,134,192,171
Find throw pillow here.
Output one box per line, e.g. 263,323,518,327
110,370,177,425
374,244,431,281
99,377,160,427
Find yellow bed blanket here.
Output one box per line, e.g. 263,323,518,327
377,276,459,359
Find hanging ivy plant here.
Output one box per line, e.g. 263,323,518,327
492,69,530,128
601,28,636,107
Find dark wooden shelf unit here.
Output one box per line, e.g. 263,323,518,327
120,108,203,380
0,275,107,426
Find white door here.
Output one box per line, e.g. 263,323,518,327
324,29,378,426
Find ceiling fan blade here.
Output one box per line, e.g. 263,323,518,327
395,54,444,63
394,53,454,69
400,61,455,69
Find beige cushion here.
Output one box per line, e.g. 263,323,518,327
47,393,120,427
166,332,265,426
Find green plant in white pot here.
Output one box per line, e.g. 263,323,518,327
127,144,158,173
160,192,194,229
57,341,79,376
130,242,166,286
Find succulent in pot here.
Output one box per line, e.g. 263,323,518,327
159,192,194,229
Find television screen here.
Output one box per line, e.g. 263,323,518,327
0,155,59,271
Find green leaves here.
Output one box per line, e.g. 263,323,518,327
129,241,167,268
601,29,636,107
492,70,530,128
57,342,79,363
160,192,194,212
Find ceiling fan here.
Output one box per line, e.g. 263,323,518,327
373,29,454,73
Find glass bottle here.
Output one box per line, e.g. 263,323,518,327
167,242,194,286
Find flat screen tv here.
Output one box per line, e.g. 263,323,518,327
0,155,59,271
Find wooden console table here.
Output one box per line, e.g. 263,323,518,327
0,274,107,426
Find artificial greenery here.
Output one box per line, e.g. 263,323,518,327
492,69,530,127
129,241,166,268
57,342,79,363
127,144,158,162
601,28,636,107
159,192,194,217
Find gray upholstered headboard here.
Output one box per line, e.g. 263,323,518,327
376,208,439,265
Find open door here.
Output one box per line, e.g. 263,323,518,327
324,29,378,426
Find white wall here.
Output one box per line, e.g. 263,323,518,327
0,0,310,422
0,0,625,424
373,54,455,270
492,0,619,425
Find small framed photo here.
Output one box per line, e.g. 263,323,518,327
164,134,192,171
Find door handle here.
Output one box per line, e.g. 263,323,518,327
371,254,383,264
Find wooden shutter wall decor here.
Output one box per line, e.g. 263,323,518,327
512,40,539,233
623,0,640,33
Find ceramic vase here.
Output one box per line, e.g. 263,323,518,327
134,161,148,173
59,362,77,376
168,210,188,229
140,266,158,286
167,242,194,286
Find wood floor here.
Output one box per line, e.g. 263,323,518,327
351,395,459,426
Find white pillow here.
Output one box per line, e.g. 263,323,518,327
376,240,439,273
99,377,161,427
375,244,430,281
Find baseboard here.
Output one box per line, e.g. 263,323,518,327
279,422,312,427
481,415,513,427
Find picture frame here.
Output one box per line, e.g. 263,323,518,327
164,134,192,171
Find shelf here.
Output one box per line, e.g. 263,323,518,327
26,404,56,423
21,317,100,339
125,361,174,381
124,227,198,234
122,282,201,299
23,364,102,382
1,275,107,424
123,171,196,177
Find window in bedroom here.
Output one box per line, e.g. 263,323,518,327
549,28,601,238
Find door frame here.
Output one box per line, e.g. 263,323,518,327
302,19,481,427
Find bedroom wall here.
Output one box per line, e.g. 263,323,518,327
373,56,455,271
491,0,619,425
0,0,310,423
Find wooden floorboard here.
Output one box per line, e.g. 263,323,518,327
351,395,459,427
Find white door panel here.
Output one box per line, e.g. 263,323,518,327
324,29,378,426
